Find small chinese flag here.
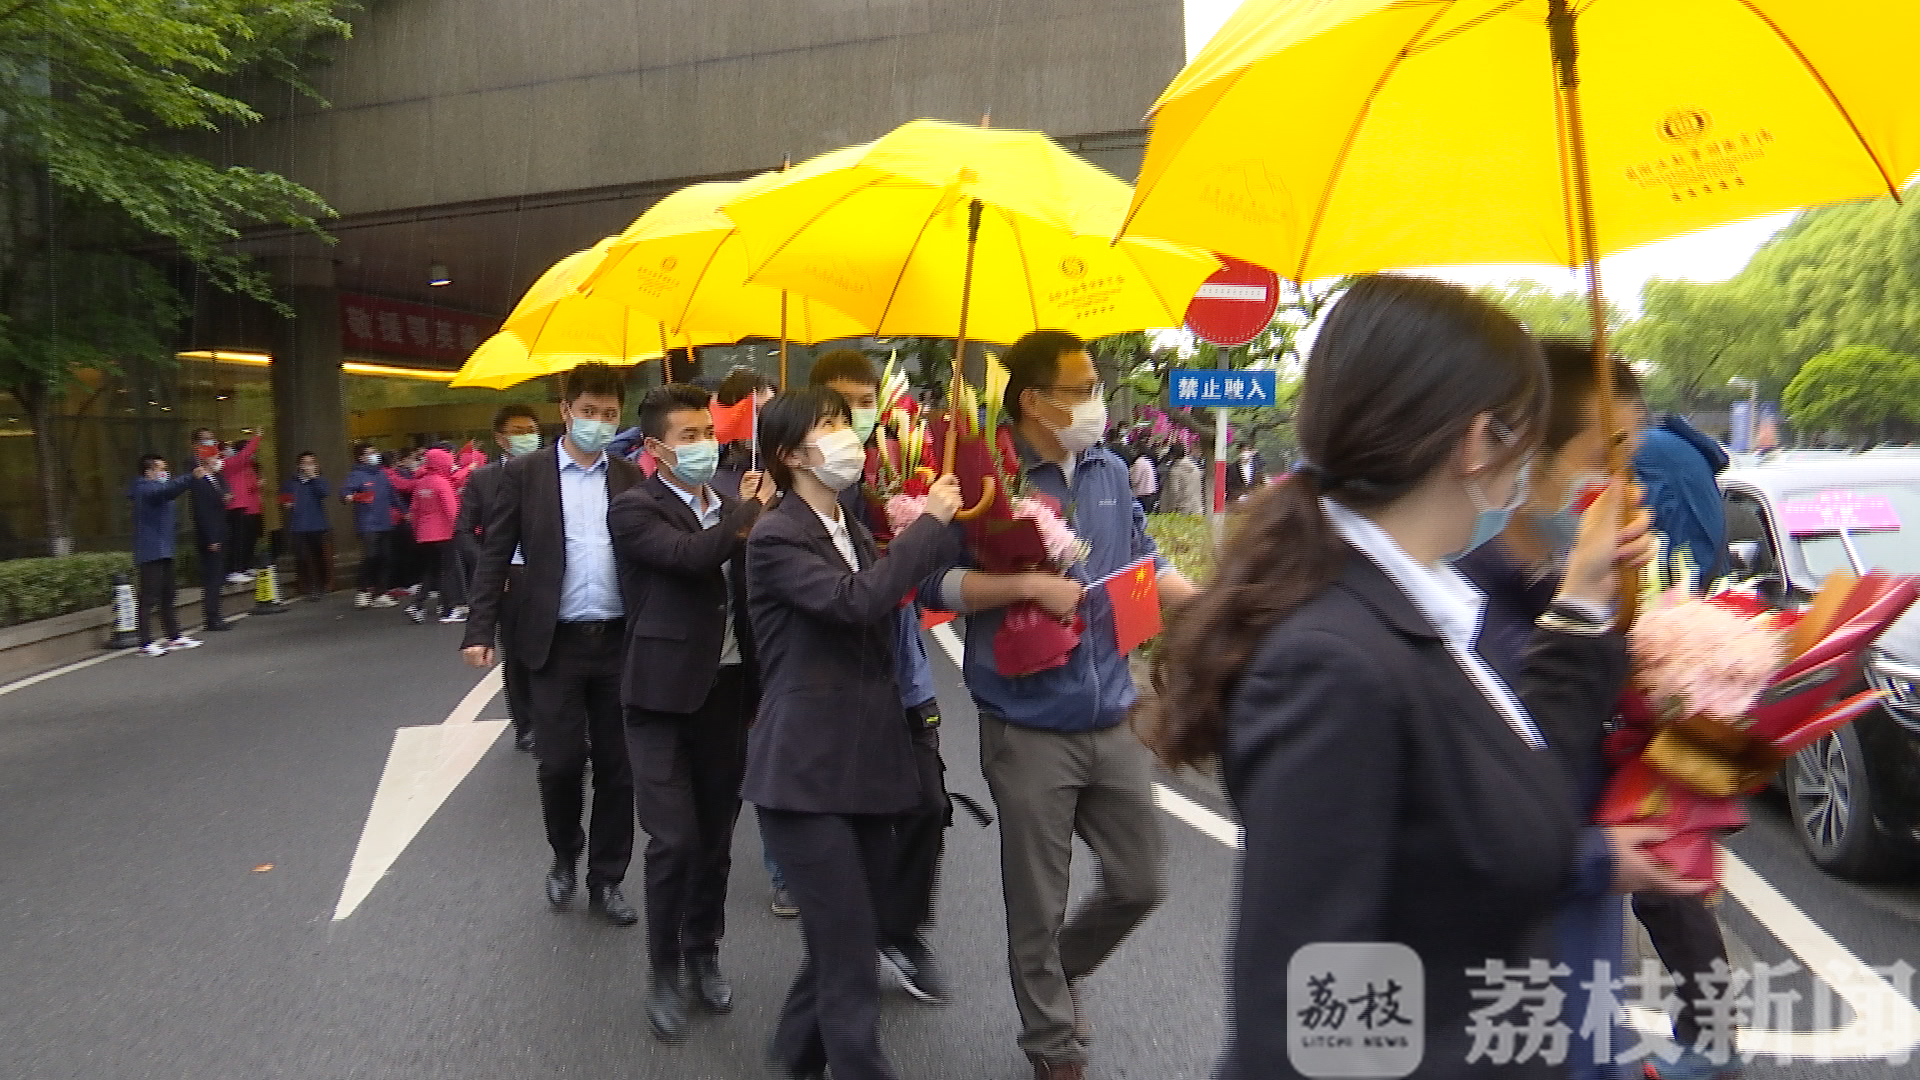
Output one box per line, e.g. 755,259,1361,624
1103,557,1162,656
711,397,755,445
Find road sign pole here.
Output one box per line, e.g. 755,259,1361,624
1213,404,1229,545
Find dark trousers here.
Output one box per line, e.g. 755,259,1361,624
199,545,226,629
626,666,752,973
528,622,634,887
357,531,390,594
226,510,260,574
137,558,179,646
760,808,899,1080
1633,892,1732,1046
882,709,948,946
292,530,327,597
1136,493,1159,515
441,544,469,607
413,539,448,605
391,523,418,590
499,581,532,741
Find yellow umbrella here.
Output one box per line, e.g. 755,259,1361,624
1124,0,1920,283
720,120,1221,345
581,176,874,386
450,239,723,389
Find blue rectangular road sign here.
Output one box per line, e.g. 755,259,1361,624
1169,368,1278,409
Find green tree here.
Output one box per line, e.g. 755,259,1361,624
1734,192,1920,370
1614,278,1787,414
1476,280,1624,339
1782,345,1920,446
0,0,350,553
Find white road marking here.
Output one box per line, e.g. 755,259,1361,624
0,611,252,697
332,665,507,921
925,623,1920,1062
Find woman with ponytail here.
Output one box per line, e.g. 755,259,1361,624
1149,275,1665,1080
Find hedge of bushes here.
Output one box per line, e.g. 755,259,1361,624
0,552,136,629
1144,512,1215,584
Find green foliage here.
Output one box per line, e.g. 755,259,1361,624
1476,281,1624,338
1783,345,1920,444
0,551,133,627
1616,278,1787,413
1737,195,1920,370
1145,513,1214,584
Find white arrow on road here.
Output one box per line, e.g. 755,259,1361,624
332,665,509,921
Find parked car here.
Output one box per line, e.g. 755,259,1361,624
1720,458,1920,877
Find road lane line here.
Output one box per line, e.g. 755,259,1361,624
925,623,1920,1062
0,611,253,698
332,664,507,921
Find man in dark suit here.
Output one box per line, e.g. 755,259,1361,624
463,362,641,926
609,384,774,1042
189,440,232,632
458,403,543,753
1225,440,1267,504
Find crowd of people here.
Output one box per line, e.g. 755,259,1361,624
122,275,1745,1080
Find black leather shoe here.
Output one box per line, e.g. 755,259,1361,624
588,883,638,926
647,971,689,1043
546,859,576,910
688,952,734,1013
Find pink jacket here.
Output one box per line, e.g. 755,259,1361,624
226,435,263,514
390,449,461,543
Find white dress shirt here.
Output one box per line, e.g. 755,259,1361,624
668,479,741,667
812,501,862,572
1321,498,1545,750
556,449,623,622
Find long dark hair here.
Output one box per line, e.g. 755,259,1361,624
1146,275,1549,768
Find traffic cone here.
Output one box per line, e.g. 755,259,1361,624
254,551,289,614
106,573,140,649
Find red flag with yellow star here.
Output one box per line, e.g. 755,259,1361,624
1102,557,1161,656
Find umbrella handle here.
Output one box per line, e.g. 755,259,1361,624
954,477,997,522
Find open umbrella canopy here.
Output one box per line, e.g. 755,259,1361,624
1121,0,1920,282
581,177,872,346
450,240,721,389
722,120,1220,343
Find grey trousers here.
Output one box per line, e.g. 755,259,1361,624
979,714,1167,1064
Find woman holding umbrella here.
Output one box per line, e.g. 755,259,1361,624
1150,275,1690,1080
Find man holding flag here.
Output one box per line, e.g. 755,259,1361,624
935,331,1194,1080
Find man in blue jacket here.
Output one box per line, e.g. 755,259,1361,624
937,331,1195,1080
129,453,211,656
1634,412,1731,586
343,443,397,608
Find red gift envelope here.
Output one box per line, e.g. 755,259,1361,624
994,602,1082,677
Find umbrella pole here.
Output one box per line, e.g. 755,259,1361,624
780,292,790,389
947,198,985,474
1550,0,1637,626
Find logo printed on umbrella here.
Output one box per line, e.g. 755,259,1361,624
660,255,679,272
1658,107,1713,145
1198,161,1294,229
1060,256,1088,279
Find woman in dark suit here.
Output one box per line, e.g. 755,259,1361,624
1151,276,1669,1080
744,387,963,1080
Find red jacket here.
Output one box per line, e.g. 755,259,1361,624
390,448,461,543
225,434,263,515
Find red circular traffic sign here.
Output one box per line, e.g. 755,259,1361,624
1183,256,1281,348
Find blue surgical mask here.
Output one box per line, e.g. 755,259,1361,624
665,438,719,488
1529,508,1581,553
1455,462,1531,559
568,417,617,454
505,432,541,457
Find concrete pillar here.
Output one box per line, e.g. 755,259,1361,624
266,255,351,562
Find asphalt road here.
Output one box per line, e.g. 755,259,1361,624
3,596,1919,1079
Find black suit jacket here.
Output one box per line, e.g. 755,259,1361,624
455,459,507,583
462,445,641,671
189,472,229,549
740,494,962,815
1219,549,1626,1080
609,473,763,714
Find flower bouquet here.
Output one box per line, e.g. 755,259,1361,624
1599,556,1920,884
881,353,1089,677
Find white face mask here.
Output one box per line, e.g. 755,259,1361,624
1046,395,1108,455
806,427,867,492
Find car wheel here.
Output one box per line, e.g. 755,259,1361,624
1789,723,1899,879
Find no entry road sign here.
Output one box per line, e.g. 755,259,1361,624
1184,256,1281,348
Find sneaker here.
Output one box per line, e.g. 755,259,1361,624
385,588,409,600
225,572,251,585
881,935,949,1004
769,887,799,919
406,605,426,624
369,595,398,609
407,584,422,597
167,635,203,651
141,642,169,657
438,606,469,624
354,591,371,608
